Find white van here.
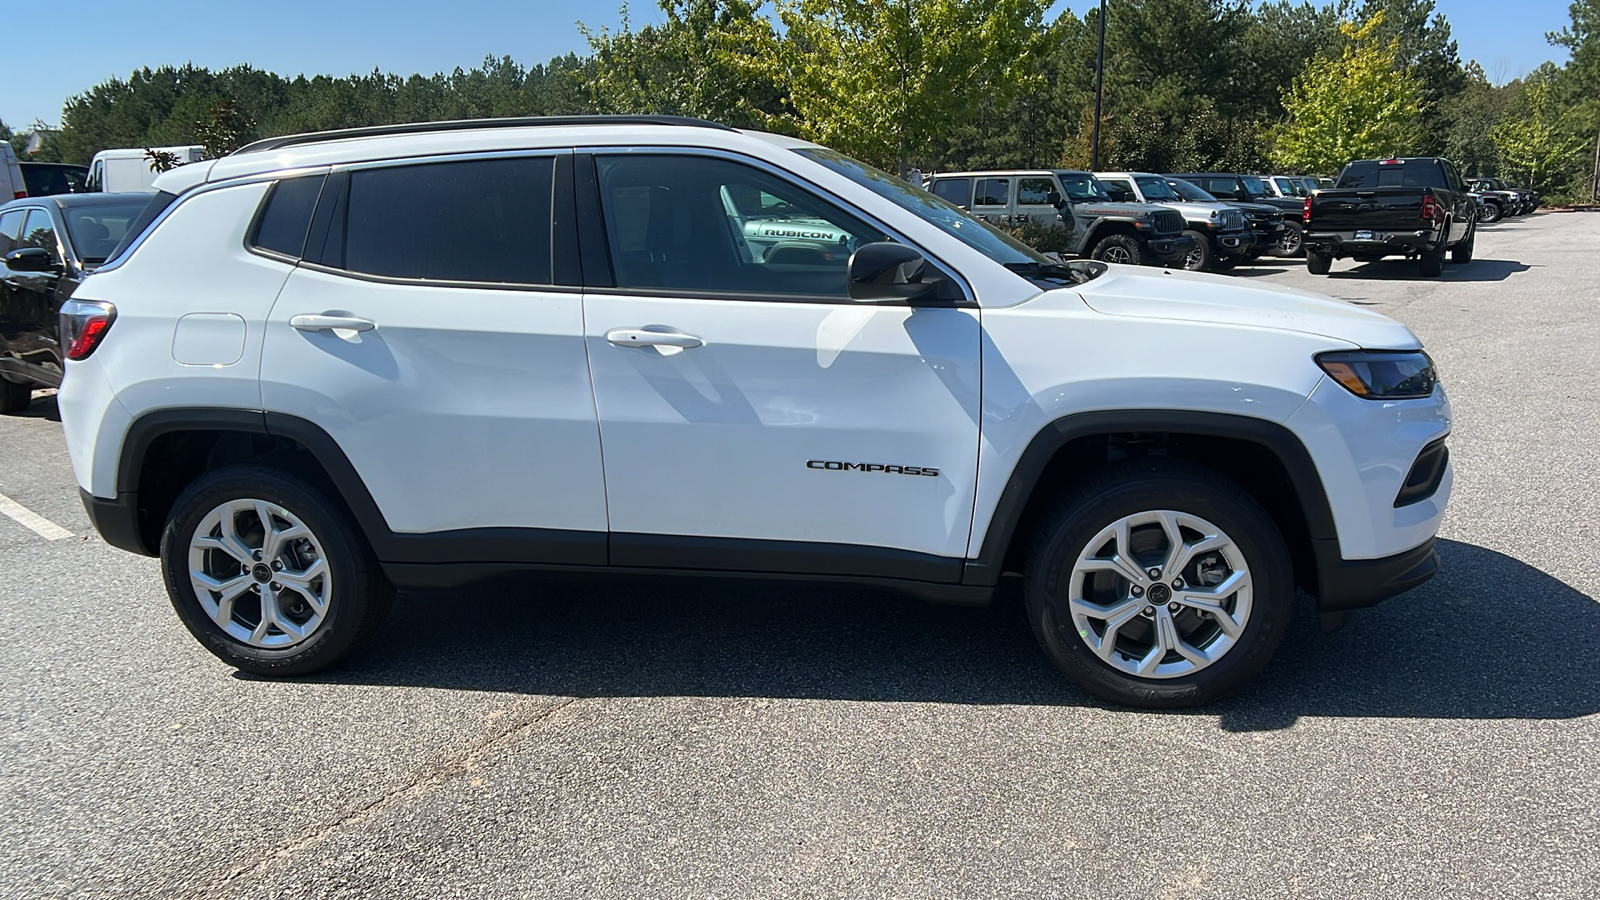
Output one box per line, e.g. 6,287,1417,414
1,144,25,200
85,146,204,193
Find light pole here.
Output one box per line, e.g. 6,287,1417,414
1091,0,1107,171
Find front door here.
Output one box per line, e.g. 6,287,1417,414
1014,175,1062,228
581,152,982,580
259,153,608,558
970,176,1012,226
0,209,66,380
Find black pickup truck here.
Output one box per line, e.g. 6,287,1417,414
1304,157,1477,277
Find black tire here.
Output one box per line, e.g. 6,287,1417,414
1418,234,1446,277
1449,221,1475,264
1179,230,1213,271
0,377,32,414
1479,202,1502,224
1306,249,1333,275
1212,255,1239,271
1090,234,1145,266
1023,459,1293,708
160,465,393,676
1274,220,1304,257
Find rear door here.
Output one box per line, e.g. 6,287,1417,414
580,150,982,580
970,176,1011,225
259,152,608,560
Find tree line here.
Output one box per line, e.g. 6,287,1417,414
4,0,1598,201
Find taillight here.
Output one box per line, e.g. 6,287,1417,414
1303,196,1313,224
12,190,25,200
59,299,116,360
1420,193,1439,222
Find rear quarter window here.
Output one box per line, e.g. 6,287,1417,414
250,175,327,259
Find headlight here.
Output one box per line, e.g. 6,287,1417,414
1316,350,1438,399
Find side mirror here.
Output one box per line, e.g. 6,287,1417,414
1047,190,1063,208
5,248,60,273
848,242,937,302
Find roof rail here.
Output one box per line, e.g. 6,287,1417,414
232,115,736,155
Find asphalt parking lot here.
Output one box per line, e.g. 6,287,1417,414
3,212,1597,898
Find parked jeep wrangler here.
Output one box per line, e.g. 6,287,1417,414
1096,172,1255,272
926,170,1195,267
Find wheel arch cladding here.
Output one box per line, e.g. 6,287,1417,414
964,410,1336,598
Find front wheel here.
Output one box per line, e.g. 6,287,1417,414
1179,230,1213,271
160,466,393,676
1023,460,1293,708
1306,249,1332,275
1090,234,1145,266
1479,202,1502,224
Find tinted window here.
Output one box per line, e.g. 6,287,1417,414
103,191,178,266
1336,160,1446,189
1135,176,1180,201
973,178,1009,206
931,178,971,207
1057,173,1108,202
1201,178,1240,199
64,199,152,263
344,156,554,284
252,175,325,258
595,154,884,298
0,210,23,257
20,209,59,260
22,165,88,196
1098,178,1135,202
1017,178,1056,205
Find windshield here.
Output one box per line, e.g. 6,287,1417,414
794,148,1049,267
1166,178,1219,203
1240,175,1269,198
64,199,154,263
1272,177,1305,197
1133,176,1180,201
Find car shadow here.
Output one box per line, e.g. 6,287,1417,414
1227,266,1292,278
5,390,62,423
1329,258,1531,283
291,539,1598,726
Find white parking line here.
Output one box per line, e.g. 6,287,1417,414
0,491,74,540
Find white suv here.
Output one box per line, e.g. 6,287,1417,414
59,116,1452,707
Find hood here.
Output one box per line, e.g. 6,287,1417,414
1071,265,1420,349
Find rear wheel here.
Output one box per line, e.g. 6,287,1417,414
1274,220,1304,257
1179,230,1213,271
0,378,32,414
1023,460,1293,708
1450,222,1476,264
160,466,393,676
1306,249,1332,275
1090,234,1145,266
1419,234,1446,277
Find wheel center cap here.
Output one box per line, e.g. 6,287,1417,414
251,563,272,583
1148,583,1172,604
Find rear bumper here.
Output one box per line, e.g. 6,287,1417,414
1307,229,1434,256
80,488,154,556
1313,535,1439,611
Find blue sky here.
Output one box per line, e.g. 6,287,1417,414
1,0,1576,130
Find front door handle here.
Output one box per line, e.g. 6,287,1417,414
290,314,376,332
605,327,704,350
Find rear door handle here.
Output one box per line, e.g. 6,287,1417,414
290,314,375,332
605,328,703,350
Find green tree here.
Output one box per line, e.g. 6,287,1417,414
1271,12,1423,175
1491,68,1585,193
740,0,1048,174
1549,0,1600,199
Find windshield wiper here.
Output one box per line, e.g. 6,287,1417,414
1003,260,1106,285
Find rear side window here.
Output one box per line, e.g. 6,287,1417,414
251,175,326,258
931,178,971,207
342,156,554,284
973,178,1009,206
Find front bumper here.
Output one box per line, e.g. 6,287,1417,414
1313,535,1439,611
1307,230,1433,257
1211,228,1256,257
1147,233,1199,263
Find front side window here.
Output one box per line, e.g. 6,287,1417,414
595,153,884,298
973,178,1010,207
1097,178,1136,202
0,209,24,256
1057,173,1110,202
251,175,326,259
19,209,60,260
931,178,971,207
343,156,554,284
1017,178,1056,205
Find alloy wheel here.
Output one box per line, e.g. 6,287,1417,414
1065,510,1252,679
187,498,332,649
